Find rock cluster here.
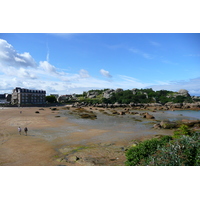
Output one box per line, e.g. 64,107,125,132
103,89,115,99
87,91,99,99
154,119,200,129
72,102,200,110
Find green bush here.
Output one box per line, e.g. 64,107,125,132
173,125,193,138
125,126,200,166
146,134,200,166
125,135,172,166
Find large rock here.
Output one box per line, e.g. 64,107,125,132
160,120,178,129
66,155,80,162
103,93,110,99
88,94,96,99
118,111,126,115
171,103,183,108
132,88,137,95
87,91,99,98
143,112,155,119
181,119,200,127
153,123,161,129
103,89,114,99
115,88,123,93
178,89,190,97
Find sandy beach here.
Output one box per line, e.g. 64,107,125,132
2,106,197,166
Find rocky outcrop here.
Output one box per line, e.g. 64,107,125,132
160,120,178,129
66,155,80,162
118,111,126,115
178,89,190,97
115,88,123,93
72,102,200,110
132,88,137,95
154,119,200,129
142,112,155,119
103,89,115,99
180,119,200,127
87,91,99,99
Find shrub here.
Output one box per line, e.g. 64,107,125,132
125,127,200,166
146,134,200,166
125,135,172,166
173,125,193,138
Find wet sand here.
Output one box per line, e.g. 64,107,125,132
1,106,198,166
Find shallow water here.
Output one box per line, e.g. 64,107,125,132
36,109,199,145
165,110,200,120
58,109,172,144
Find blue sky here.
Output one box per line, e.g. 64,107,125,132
0,33,200,96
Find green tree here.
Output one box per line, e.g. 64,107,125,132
46,95,57,103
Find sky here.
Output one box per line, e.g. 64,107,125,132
0,33,200,96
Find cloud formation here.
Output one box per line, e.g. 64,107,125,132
0,39,37,68
39,61,59,75
150,77,200,96
100,69,112,78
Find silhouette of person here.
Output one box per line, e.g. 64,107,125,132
18,127,22,135
24,127,28,136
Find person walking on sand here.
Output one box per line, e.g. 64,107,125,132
24,127,28,136
18,127,22,135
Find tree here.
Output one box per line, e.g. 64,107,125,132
46,95,57,103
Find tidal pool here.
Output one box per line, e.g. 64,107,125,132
49,109,200,145
164,110,200,120
59,109,169,144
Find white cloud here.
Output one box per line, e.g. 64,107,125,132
100,69,112,78
79,69,90,78
0,39,37,68
117,75,150,89
39,61,59,75
19,68,37,79
14,56,26,63
149,77,200,96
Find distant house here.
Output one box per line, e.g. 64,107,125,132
11,87,46,106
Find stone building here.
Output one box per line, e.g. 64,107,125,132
11,87,46,106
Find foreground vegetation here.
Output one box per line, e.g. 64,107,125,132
125,125,200,166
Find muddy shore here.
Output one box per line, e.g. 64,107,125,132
0,106,199,166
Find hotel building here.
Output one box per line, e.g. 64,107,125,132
12,87,46,106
